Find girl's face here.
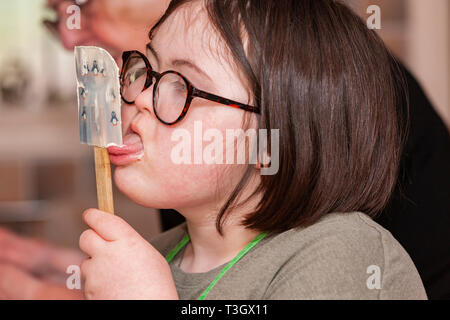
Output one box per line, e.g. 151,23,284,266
111,2,258,218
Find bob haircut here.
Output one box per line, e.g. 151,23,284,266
150,0,407,235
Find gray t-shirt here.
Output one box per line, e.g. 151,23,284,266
149,211,427,300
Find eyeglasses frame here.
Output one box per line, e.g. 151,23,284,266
120,50,260,125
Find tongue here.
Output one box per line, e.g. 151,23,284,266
107,133,143,155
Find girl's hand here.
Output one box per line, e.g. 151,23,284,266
79,209,178,300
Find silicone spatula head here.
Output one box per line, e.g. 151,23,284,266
74,46,123,148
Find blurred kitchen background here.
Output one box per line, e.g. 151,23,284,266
0,0,449,249
0,0,161,247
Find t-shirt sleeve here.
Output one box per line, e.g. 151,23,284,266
262,215,427,300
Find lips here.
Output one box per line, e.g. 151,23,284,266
108,130,144,166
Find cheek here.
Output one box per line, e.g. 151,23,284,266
112,131,226,209
114,107,251,209
113,159,222,209
121,105,137,132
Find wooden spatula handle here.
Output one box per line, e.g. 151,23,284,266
94,146,114,214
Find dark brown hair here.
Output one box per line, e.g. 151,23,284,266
150,0,407,235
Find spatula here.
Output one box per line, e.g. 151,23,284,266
74,46,123,214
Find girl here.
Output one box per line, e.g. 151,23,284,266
79,0,427,299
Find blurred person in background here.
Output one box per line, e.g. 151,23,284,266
44,0,169,61
0,0,448,299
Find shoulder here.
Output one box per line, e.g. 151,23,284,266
149,222,187,257
263,211,402,257
262,212,427,299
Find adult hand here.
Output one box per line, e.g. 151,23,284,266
0,263,42,299
0,226,85,284
0,263,84,300
79,209,178,300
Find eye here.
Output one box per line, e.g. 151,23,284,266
169,77,187,92
132,68,146,81
174,80,187,92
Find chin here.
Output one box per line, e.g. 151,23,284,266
112,165,179,209
113,165,148,206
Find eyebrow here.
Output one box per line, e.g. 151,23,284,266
146,43,213,83
146,43,160,64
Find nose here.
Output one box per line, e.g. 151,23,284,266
134,85,154,115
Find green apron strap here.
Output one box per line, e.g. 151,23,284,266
166,233,190,263
165,231,268,300
198,231,268,300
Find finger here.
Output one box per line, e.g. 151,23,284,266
82,209,135,241
79,229,106,257
80,258,93,282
